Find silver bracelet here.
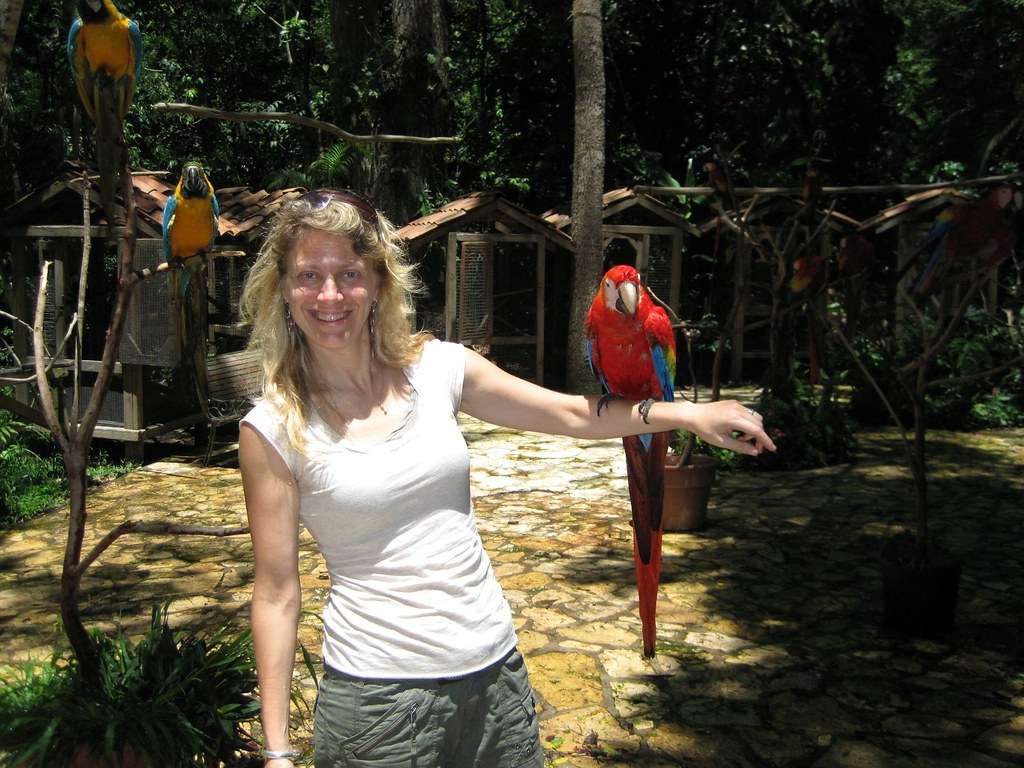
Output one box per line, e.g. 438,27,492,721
262,747,301,760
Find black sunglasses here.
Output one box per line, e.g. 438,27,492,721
298,188,380,226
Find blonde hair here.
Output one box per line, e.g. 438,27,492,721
240,194,429,454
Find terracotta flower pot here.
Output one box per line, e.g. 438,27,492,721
662,454,718,532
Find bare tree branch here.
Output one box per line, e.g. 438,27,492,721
72,178,91,437
31,261,68,450
634,170,1024,199
152,102,461,145
76,521,250,578
0,314,78,384
0,308,35,334
929,352,1024,389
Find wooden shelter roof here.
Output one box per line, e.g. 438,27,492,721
857,188,973,234
541,187,702,236
2,161,303,242
398,191,575,251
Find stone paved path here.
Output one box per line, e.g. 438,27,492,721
1,417,1022,767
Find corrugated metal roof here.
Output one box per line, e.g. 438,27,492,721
858,188,971,234
2,160,303,242
398,192,573,250
540,187,701,235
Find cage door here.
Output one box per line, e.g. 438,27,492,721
455,241,494,346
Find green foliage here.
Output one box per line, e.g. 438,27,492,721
746,377,856,471
849,306,1024,429
0,606,259,768
671,430,743,473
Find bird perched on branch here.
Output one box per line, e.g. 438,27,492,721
586,265,676,658
913,185,1018,295
67,0,142,227
162,162,219,416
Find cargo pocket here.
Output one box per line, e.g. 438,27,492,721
342,693,420,766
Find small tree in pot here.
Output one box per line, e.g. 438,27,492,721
833,185,1022,633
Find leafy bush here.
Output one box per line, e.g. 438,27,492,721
0,606,260,768
743,377,856,471
849,306,1024,429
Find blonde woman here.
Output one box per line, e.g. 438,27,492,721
238,190,775,768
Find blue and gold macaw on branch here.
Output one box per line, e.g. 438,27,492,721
163,162,220,416
67,0,142,227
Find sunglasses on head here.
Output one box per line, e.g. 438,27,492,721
297,188,380,226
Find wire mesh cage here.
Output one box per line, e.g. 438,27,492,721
456,241,493,345
119,239,184,366
210,254,246,321
645,238,673,310
62,380,125,426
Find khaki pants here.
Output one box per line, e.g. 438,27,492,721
313,648,544,768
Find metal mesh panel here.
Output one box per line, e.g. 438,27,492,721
456,242,493,345
63,384,125,426
39,259,59,353
211,255,246,319
646,239,673,309
119,239,181,365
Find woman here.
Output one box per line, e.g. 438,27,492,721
238,190,775,767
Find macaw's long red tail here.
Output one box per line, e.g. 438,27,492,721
622,431,669,658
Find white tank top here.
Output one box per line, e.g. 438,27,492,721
241,340,517,678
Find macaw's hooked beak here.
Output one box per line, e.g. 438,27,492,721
181,165,208,198
616,280,639,315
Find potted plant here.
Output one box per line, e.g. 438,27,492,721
834,187,1022,633
0,606,261,768
662,325,718,532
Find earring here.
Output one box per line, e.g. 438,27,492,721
368,300,378,335
284,303,296,334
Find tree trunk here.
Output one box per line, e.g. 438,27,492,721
566,0,605,394
60,449,98,681
327,0,451,222
0,0,25,96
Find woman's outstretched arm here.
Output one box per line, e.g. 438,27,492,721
460,347,775,456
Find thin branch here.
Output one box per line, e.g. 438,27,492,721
0,308,35,334
929,352,1024,389
152,102,461,146
634,170,1024,199
73,176,92,437
76,521,250,577
900,269,991,374
828,316,911,450
0,332,21,367
31,261,68,450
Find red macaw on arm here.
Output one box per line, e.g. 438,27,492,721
586,265,676,658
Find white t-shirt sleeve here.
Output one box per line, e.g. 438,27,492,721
239,400,300,478
410,339,465,414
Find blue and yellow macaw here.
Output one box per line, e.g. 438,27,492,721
163,162,219,416
586,265,677,658
67,0,142,227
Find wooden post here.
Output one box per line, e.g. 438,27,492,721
730,240,747,381
445,232,457,341
639,233,651,276
670,230,683,318
536,238,546,385
11,237,28,405
121,363,144,461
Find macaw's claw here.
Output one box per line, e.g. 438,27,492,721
596,392,620,417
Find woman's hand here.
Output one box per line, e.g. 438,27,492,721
685,400,776,456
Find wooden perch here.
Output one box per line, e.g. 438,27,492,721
152,102,462,146
634,170,1024,199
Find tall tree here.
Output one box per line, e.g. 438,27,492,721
566,0,605,393
328,0,451,221
0,0,24,95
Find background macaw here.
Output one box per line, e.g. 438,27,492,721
586,265,676,658
163,162,219,417
913,185,1018,295
67,0,142,227
789,252,827,293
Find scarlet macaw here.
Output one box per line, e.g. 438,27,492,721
162,163,219,416
67,0,142,226
586,265,676,658
914,185,1017,295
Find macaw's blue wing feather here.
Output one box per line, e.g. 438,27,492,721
651,344,674,404
66,19,82,72
585,337,610,394
129,20,143,82
162,194,177,263
209,193,220,249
